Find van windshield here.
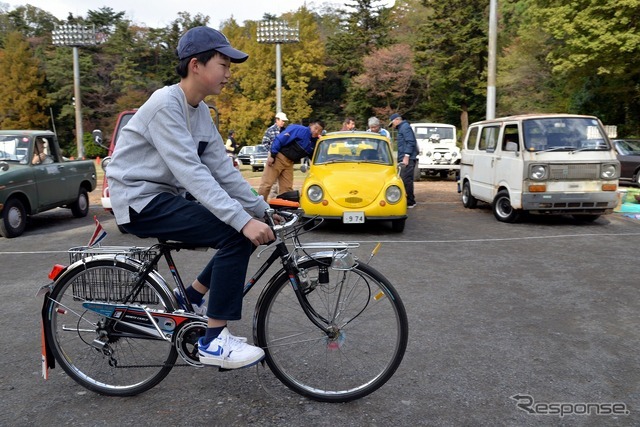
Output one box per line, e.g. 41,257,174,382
522,118,610,152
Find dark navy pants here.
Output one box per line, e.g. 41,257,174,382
399,159,417,205
122,193,254,320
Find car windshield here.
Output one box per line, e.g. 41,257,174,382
523,118,610,152
0,135,30,161
254,145,268,153
615,139,640,155
313,137,393,165
413,126,455,142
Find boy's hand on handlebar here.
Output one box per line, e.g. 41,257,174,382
242,218,275,246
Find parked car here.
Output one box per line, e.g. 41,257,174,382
0,131,96,237
612,139,640,186
299,131,407,232
410,122,460,180
459,114,619,223
237,145,269,171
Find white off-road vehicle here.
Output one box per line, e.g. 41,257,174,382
410,123,460,180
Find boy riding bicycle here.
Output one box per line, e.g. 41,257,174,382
106,26,276,369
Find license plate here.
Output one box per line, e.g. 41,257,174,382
343,211,364,224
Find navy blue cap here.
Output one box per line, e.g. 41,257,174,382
388,113,401,126
177,26,248,63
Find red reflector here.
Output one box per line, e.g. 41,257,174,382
48,264,66,281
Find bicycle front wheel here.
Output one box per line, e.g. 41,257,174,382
255,257,408,402
44,259,177,396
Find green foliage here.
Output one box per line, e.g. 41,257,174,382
1,0,640,145
0,31,49,128
413,0,490,128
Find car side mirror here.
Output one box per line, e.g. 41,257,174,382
300,157,310,173
92,129,106,149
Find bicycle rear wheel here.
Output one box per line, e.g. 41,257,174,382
44,258,177,396
255,257,408,402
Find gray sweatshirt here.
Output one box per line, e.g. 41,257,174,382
106,84,269,232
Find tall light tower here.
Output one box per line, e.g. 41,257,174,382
52,24,97,158
486,0,498,120
257,20,300,114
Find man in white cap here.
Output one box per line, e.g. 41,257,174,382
261,112,289,197
262,112,289,150
107,26,274,370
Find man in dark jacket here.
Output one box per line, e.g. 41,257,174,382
389,113,418,208
257,120,325,201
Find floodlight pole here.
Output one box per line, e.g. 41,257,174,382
257,20,300,114
52,24,97,158
486,0,498,119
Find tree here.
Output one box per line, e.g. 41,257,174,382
533,0,640,135
352,44,416,118
216,7,327,143
414,0,490,133
324,0,394,127
0,31,49,128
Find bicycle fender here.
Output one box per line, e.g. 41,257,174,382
40,290,56,378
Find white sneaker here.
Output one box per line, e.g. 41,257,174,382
197,327,265,369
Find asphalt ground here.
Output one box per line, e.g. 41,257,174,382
1,177,639,426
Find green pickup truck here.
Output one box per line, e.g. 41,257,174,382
0,130,97,238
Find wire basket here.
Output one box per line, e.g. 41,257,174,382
68,246,160,304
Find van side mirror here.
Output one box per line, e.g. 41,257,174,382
505,141,519,153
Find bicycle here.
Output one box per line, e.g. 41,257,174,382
38,209,408,403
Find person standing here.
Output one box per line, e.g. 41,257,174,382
258,120,325,201
340,116,356,131
262,112,288,150
106,26,275,370
389,113,418,208
261,112,289,198
225,130,238,154
366,116,390,138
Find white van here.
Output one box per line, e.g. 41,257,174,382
410,123,460,180
459,114,620,222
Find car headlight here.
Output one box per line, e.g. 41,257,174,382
386,185,402,204
601,164,618,179
444,152,452,160
433,152,442,160
307,185,323,203
529,164,548,180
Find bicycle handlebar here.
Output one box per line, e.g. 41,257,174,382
265,208,298,233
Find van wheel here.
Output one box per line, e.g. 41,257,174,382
461,181,477,209
492,190,520,223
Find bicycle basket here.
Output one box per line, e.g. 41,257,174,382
67,246,160,304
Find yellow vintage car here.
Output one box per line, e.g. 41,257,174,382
300,131,408,232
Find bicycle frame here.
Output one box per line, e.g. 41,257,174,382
42,210,362,353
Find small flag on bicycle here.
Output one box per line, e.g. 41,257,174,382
87,215,107,247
